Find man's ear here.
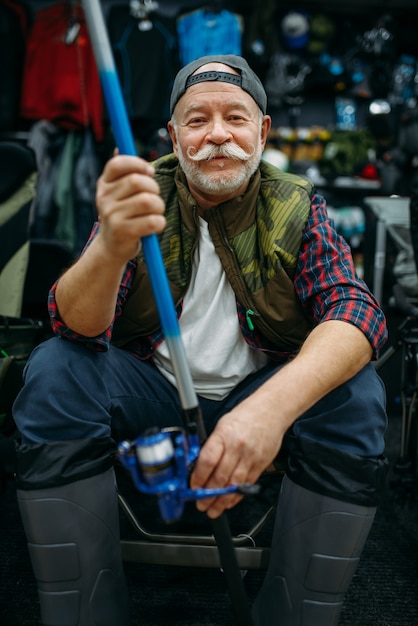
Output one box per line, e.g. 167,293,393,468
167,121,178,156
261,115,272,149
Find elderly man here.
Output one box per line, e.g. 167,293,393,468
14,55,387,626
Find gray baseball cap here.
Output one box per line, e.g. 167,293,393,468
170,54,267,116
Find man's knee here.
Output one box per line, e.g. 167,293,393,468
285,365,388,506
285,435,389,507
13,338,113,444
293,364,387,457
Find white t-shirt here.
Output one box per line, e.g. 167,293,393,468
153,217,268,400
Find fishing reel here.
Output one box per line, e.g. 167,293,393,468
117,426,259,523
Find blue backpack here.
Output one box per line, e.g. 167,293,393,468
176,8,243,66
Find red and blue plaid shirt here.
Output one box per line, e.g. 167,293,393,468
49,192,387,360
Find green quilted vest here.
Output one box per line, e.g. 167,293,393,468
112,154,314,352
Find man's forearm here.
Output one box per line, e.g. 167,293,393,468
55,236,126,337
252,319,373,430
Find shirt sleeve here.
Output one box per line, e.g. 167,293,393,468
48,221,136,350
294,193,388,357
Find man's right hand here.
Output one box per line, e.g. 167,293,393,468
95,154,166,264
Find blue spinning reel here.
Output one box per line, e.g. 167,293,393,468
117,426,259,523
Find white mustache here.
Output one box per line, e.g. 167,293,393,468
186,143,255,162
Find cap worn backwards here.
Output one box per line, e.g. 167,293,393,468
170,54,267,116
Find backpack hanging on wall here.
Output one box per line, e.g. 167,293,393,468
176,7,243,66
107,2,180,142
19,2,104,142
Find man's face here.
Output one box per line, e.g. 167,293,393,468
168,64,271,205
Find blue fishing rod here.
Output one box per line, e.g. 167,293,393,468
81,2,254,624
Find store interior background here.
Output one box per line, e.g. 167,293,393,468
2,0,418,296
1,1,418,624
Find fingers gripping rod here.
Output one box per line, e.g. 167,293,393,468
80,2,253,624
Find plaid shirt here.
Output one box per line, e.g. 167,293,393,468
49,192,387,360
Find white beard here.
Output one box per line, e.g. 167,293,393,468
177,141,262,196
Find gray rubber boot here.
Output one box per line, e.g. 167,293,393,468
17,467,131,626
252,475,376,626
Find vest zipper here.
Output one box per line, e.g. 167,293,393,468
246,309,255,331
